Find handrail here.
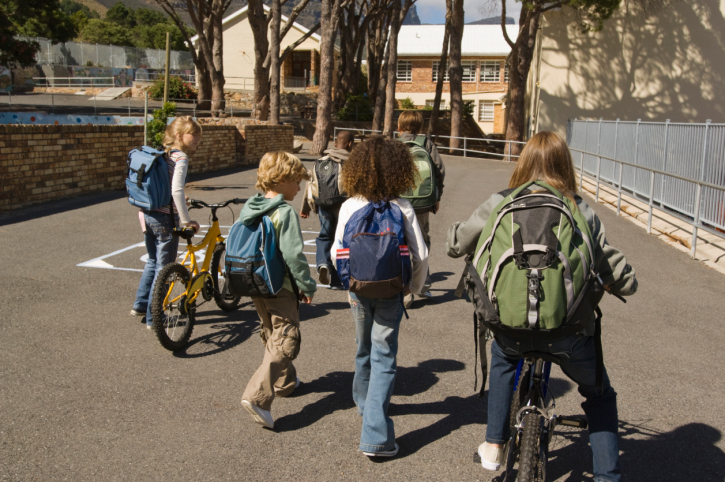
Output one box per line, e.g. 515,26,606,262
569,146,725,259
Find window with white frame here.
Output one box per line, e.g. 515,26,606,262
397,60,412,82
480,61,501,82
461,61,476,82
425,99,446,109
432,61,449,82
504,63,510,83
479,101,495,121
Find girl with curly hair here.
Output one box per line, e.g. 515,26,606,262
331,136,429,458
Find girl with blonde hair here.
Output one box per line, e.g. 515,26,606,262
132,116,202,328
446,131,637,481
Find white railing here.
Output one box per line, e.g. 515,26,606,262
33,77,115,88
284,76,307,89
224,77,255,91
333,127,525,160
134,72,196,84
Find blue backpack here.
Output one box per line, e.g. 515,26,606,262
126,146,172,211
336,200,412,299
224,214,288,298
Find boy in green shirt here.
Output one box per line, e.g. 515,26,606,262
240,151,317,429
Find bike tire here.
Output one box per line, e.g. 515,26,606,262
517,412,545,482
151,263,195,352
210,243,241,311
510,364,531,434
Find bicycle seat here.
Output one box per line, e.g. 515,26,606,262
520,351,563,365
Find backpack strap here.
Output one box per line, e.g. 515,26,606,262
594,306,604,392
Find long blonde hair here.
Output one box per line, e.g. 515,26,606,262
509,131,578,201
163,116,202,152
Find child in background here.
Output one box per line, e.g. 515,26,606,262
240,151,317,429
331,136,429,457
131,116,201,328
397,110,445,308
300,130,355,289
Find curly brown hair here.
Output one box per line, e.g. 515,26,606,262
341,136,418,202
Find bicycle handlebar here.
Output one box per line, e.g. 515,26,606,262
188,198,244,210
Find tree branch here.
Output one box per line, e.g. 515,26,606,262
500,0,515,48
279,21,321,63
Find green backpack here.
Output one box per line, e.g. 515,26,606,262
399,135,439,211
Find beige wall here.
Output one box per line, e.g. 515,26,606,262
203,10,322,90
532,0,725,137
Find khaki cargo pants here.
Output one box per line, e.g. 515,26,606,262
242,289,301,411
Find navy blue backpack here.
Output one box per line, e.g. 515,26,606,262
336,200,412,299
224,214,288,298
126,146,172,211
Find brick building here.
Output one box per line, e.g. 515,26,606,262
395,24,518,134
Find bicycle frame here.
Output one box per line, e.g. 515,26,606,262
177,220,225,305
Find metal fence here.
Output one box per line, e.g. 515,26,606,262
567,118,725,257
33,77,115,87
16,36,195,70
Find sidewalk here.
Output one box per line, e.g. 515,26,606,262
580,177,725,275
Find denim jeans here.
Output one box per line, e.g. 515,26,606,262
133,211,179,325
486,334,621,482
316,204,341,286
349,292,403,453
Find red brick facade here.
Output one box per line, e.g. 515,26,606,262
396,57,509,95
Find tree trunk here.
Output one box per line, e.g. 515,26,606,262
428,10,451,138
269,0,282,125
248,0,271,121
382,0,407,137
196,53,212,112
211,7,226,117
371,36,389,133
448,0,464,150
310,0,342,155
366,5,391,108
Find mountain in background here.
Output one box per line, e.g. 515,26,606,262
467,16,515,25
80,0,421,29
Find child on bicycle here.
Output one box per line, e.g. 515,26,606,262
446,131,637,481
240,151,316,430
331,136,429,457
397,110,445,308
131,116,201,329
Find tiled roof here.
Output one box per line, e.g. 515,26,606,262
397,24,519,56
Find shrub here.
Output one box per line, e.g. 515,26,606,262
337,93,373,121
399,97,415,109
463,100,475,120
148,76,197,101
146,102,176,149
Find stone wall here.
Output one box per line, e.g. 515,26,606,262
242,125,294,164
0,122,284,212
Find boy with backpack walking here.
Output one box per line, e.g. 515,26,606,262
238,151,316,429
331,136,428,457
300,130,355,289
129,116,201,329
446,132,637,481
397,111,445,308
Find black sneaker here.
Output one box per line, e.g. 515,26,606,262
318,265,330,285
363,443,399,457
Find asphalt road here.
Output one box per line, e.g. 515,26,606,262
2,155,725,481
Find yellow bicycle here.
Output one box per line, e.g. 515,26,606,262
151,198,243,351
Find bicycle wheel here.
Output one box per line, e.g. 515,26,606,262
517,412,545,482
151,263,195,352
510,363,532,435
210,243,241,311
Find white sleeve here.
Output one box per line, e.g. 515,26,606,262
395,199,429,294
170,154,191,224
330,200,352,264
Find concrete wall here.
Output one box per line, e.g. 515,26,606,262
532,0,725,137
0,123,294,212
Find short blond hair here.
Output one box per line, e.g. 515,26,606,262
163,116,202,151
256,151,309,192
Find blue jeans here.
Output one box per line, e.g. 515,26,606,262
316,205,341,286
133,211,179,325
487,334,620,482
349,292,403,453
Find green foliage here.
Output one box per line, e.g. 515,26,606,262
399,97,416,109
0,0,77,66
60,0,99,19
422,105,433,111
106,2,136,29
463,100,474,120
136,22,191,50
81,19,134,46
134,8,167,27
148,76,197,101
337,94,374,121
147,102,177,149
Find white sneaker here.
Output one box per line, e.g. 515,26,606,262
478,442,504,471
363,443,399,457
241,399,274,429
403,293,414,308
416,291,432,299
318,265,330,285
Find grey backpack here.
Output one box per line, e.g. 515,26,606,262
313,155,346,207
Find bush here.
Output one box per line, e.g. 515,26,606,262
148,76,197,101
399,97,415,109
337,93,373,121
146,102,176,149
463,100,475,120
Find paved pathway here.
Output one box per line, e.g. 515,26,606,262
1,156,724,481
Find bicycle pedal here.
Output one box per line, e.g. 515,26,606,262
556,416,588,429
473,452,481,464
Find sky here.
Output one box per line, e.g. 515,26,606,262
415,0,523,24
